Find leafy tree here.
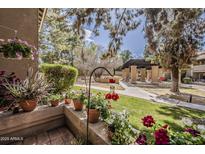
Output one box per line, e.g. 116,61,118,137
39,9,82,65
57,8,143,56
144,9,205,92
120,50,133,63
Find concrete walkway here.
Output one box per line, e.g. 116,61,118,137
75,82,205,111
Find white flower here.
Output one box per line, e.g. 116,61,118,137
182,117,193,126
197,125,205,133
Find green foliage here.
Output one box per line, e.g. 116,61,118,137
66,9,143,55
144,9,205,69
169,131,205,145
40,63,78,93
85,93,110,120
106,111,138,145
48,94,63,101
39,9,82,66
144,8,205,92
120,50,133,63
0,38,36,58
183,77,192,84
3,68,50,103
71,90,87,103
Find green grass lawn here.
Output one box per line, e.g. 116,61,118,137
73,86,205,132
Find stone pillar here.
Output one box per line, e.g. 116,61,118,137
140,68,146,81
151,66,159,82
124,68,130,82
130,65,137,83
146,70,152,82
122,69,126,81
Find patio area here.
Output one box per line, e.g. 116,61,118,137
13,127,76,145
1,8,205,145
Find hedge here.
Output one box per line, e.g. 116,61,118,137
40,63,78,93
183,77,192,84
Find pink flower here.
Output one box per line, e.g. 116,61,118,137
31,54,35,60
0,39,5,42
142,115,155,127
16,52,22,60
7,39,13,43
135,134,147,145
154,128,170,145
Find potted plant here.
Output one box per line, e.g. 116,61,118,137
85,93,110,123
72,90,86,111
64,89,74,105
106,111,137,145
3,68,50,112
49,94,62,107
0,38,36,59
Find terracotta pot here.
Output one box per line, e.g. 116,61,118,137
73,99,83,111
50,100,59,107
87,108,100,123
19,100,37,112
64,98,72,105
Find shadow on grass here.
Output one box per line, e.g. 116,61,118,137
156,105,205,121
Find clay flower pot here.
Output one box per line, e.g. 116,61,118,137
64,98,72,105
19,100,37,112
73,99,83,111
87,109,100,123
50,100,59,107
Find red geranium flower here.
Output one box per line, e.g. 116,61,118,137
112,93,119,101
135,134,147,145
105,93,112,100
142,115,155,127
109,79,115,83
162,124,169,129
185,128,200,137
154,128,170,145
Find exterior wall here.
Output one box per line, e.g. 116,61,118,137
0,9,39,80
0,53,37,80
124,68,130,82
140,68,146,81
151,66,159,82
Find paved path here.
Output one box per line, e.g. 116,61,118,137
75,82,205,111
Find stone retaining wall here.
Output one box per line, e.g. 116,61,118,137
0,104,110,145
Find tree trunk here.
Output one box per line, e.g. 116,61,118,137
171,66,180,93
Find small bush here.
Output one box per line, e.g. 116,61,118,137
40,63,78,93
183,77,192,84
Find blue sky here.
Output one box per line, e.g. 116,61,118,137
84,13,205,57
85,16,146,58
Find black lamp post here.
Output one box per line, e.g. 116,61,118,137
86,67,115,144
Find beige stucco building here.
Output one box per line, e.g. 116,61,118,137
121,59,169,83
0,8,46,80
